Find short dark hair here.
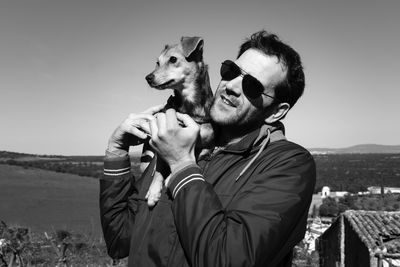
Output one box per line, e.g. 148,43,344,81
238,30,305,108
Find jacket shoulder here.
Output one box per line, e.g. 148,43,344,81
264,140,315,167
269,139,312,156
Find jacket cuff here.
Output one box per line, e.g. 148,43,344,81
103,153,131,180
167,163,205,199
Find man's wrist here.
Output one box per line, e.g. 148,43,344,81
169,160,197,174
105,146,129,158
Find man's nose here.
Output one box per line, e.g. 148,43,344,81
224,77,242,96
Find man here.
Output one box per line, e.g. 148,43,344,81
100,30,316,267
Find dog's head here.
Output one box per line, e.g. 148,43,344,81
145,36,205,91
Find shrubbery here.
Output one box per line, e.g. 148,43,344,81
314,154,400,193
1,157,142,179
0,221,126,267
319,193,400,217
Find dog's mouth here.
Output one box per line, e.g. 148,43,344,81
153,79,175,90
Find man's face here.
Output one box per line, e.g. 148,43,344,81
210,48,287,129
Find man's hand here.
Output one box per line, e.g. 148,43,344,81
149,109,199,173
107,105,164,153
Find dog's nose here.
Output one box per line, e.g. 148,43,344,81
145,73,154,84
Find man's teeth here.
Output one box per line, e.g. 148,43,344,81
222,96,234,106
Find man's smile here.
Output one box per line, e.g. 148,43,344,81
220,94,237,107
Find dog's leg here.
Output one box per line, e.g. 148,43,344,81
140,142,155,173
145,171,164,207
140,141,163,207
145,155,170,207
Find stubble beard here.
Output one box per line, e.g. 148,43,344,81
210,98,263,135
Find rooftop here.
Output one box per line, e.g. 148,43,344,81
343,210,400,254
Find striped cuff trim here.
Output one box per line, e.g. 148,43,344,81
103,157,131,178
104,166,131,173
103,166,131,177
172,174,205,198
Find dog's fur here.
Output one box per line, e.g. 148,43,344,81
143,36,214,207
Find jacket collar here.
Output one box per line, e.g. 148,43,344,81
221,121,286,154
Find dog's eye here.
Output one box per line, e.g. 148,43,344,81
169,56,177,64
156,61,160,66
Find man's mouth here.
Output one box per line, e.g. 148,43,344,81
220,94,236,107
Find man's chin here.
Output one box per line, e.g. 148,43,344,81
211,113,237,126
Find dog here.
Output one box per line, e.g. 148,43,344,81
143,36,214,207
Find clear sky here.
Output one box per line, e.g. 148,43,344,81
1,0,399,155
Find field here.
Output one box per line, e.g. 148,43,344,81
313,153,400,193
0,164,101,237
2,152,400,232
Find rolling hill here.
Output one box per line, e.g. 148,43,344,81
309,144,400,154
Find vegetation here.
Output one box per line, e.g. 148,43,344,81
2,151,400,193
0,221,127,267
0,151,141,179
4,160,104,179
313,153,400,193
1,150,400,264
292,241,319,267
318,193,400,217
0,219,312,267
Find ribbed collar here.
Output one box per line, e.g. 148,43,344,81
218,121,286,154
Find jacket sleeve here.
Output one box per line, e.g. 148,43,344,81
167,148,316,267
99,154,139,259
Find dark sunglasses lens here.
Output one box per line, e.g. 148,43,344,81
220,60,240,81
242,75,264,98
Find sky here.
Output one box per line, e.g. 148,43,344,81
1,0,399,155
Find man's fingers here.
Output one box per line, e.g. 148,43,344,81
130,126,150,140
142,105,164,115
165,109,179,128
132,119,151,135
176,112,198,128
148,114,159,140
155,112,167,137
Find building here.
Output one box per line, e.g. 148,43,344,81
317,210,400,267
321,186,348,199
304,217,332,253
308,186,349,216
367,186,400,195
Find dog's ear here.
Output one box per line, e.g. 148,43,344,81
180,36,204,62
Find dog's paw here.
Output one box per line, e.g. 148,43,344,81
145,189,161,207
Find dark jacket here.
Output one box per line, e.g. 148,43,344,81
100,123,316,267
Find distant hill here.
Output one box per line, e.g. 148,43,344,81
309,144,400,154
0,150,103,162
3,144,400,159
0,150,141,179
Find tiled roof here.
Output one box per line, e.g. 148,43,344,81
343,210,400,254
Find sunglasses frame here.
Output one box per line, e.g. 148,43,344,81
220,60,278,101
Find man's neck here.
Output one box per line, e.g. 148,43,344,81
216,124,260,147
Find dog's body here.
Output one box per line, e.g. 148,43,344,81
143,36,214,206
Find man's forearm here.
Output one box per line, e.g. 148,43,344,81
100,153,134,258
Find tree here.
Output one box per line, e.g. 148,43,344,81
319,197,339,217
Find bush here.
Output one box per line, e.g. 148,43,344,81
319,197,340,217
0,220,122,266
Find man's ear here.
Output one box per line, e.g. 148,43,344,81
265,103,290,124
180,36,204,62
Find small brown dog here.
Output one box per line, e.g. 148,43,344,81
143,36,214,206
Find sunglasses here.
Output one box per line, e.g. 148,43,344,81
220,60,278,101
